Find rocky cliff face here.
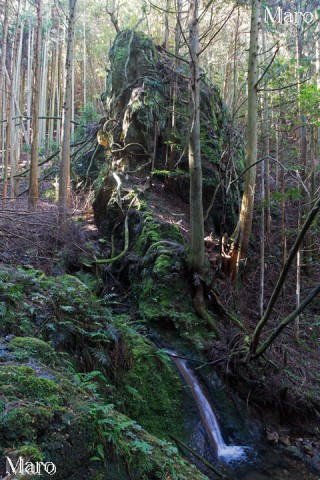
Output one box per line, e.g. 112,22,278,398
97,29,244,235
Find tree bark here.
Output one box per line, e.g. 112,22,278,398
188,0,204,275
188,0,219,336
59,0,77,212
26,24,34,147
168,0,181,171
0,0,9,123
230,0,260,277
29,0,43,208
3,0,21,199
0,0,9,197
163,0,170,50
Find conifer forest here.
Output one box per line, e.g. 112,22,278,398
0,0,320,479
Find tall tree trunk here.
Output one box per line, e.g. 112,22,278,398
39,30,49,149
3,94,11,199
0,0,9,192
316,23,320,154
11,19,24,198
1,88,5,174
0,0,9,121
188,0,218,335
296,187,301,340
262,30,271,240
163,0,170,49
83,8,87,107
275,107,279,190
295,0,311,274
3,0,21,199
259,29,268,315
230,0,260,278
188,0,203,275
59,0,77,211
29,0,43,208
26,24,34,148
168,0,181,171
231,7,240,119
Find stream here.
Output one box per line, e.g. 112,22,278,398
169,352,318,480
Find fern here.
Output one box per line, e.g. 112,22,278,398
89,348,110,366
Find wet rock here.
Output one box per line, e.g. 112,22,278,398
266,428,279,443
302,443,314,456
288,445,303,459
280,436,291,447
5,334,15,342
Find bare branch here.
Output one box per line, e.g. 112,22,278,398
255,42,279,88
258,76,310,92
250,193,320,355
158,44,189,64
198,5,237,56
251,284,320,360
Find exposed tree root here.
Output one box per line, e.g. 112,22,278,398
210,288,245,332
94,215,129,265
169,435,229,479
194,283,220,338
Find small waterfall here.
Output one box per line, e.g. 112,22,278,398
170,352,247,461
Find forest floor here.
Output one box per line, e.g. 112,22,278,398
1,169,320,475
116,172,320,471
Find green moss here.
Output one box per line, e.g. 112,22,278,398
135,215,183,255
9,337,57,366
126,208,201,329
18,445,44,462
153,254,172,274
0,365,58,400
86,401,207,480
75,270,103,292
0,266,207,479
1,406,55,442
114,332,184,440
107,30,159,106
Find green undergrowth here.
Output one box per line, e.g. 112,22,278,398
130,209,200,331
109,318,185,440
0,266,206,479
0,351,207,479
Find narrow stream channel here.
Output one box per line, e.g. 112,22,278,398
168,351,318,480
173,354,247,461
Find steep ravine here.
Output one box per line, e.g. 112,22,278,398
1,26,319,480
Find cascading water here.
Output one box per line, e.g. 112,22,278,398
167,351,319,479
169,352,247,462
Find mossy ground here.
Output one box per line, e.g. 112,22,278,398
128,208,200,332
0,266,207,480
110,319,185,440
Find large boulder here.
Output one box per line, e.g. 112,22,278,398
98,29,244,234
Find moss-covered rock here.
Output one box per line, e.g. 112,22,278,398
8,337,57,365
99,29,244,234
125,208,199,331
0,341,207,480
102,30,161,156
0,267,208,480
109,318,185,440
0,267,115,370
0,353,96,479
